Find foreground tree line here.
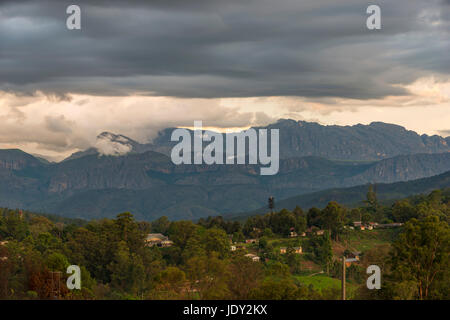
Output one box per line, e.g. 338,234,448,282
0,188,448,300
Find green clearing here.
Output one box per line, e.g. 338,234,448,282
341,229,399,251
294,274,358,298
295,274,341,290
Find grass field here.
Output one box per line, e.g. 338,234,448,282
341,229,399,251
294,274,359,298
296,274,341,289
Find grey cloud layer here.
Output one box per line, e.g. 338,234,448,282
0,0,449,99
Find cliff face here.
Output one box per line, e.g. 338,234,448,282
344,153,450,185
48,152,171,193
260,120,450,160
46,152,450,195
1,148,449,220
0,149,43,170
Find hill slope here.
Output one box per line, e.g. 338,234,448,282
230,170,450,219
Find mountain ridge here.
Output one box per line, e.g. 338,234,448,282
62,119,450,162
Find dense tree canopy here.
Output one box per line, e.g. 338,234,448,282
0,188,448,300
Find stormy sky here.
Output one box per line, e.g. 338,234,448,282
0,0,449,160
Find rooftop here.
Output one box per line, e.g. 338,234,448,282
146,233,168,241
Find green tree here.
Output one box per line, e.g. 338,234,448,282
392,200,417,223
108,241,145,295
185,253,230,299
151,216,171,234
293,206,307,233
1,211,28,241
227,254,264,299
365,184,378,213
45,252,70,272
168,221,198,249
308,230,332,272
267,209,296,235
232,231,245,243
307,207,322,228
115,212,144,252
262,228,274,238
390,216,449,299
265,261,290,278
153,267,186,299
249,278,298,300
258,237,268,250
203,228,230,258
321,202,346,240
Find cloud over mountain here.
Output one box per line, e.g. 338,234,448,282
1,0,449,159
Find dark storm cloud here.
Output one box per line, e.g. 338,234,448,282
0,0,449,99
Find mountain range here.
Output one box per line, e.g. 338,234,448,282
0,119,449,220
66,119,450,161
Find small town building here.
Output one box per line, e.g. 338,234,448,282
348,251,361,260
145,233,171,247
293,247,302,254
160,240,174,247
345,258,358,267
306,228,325,236
230,245,237,251
375,223,403,229
280,247,287,254
353,221,379,230
245,239,258,244
244,253,260,262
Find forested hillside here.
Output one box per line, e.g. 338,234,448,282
1,188,448,300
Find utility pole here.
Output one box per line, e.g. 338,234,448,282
268,196,274,213
341,256,346,300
